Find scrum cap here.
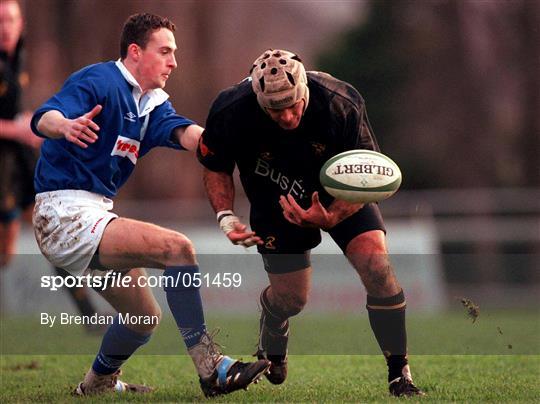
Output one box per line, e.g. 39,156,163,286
250,49,309,112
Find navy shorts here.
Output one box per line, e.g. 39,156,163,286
252,203,386,274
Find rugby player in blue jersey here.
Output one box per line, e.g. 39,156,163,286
30,13,269,397
198,49,424,397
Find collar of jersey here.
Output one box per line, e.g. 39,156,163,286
115,59,169,117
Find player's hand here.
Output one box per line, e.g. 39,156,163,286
219,214,263,247
227,222,263,247
279,192,336,230
60,104,102,148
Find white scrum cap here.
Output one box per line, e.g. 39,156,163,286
250,49,309,113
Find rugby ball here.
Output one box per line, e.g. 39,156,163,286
319,150,402,203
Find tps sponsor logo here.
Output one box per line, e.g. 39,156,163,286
111,135,140,164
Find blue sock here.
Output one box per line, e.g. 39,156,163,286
163,265,207,349
92,316,152,375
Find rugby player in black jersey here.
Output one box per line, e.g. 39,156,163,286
198,49,424,397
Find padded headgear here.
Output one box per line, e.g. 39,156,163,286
250,49,309,113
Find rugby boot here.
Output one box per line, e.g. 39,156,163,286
256,312,289,385
74,368,153,395
388,365,425,397
190,331,271,397
389,377,425,397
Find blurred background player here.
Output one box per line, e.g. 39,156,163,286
30,13,269,397
0,0,105,333
0,0,41,263
198,49,424,397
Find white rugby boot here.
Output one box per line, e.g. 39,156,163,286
74,368,153,395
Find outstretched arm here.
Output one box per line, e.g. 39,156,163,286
35,105,102,148
174,124,203,151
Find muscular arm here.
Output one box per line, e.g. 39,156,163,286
202,168,235,213
203,167,261,246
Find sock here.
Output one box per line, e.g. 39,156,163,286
260,286,288,330
54,266,97,317
366,289,408,382
260,286,290,362
163,265,207,349
92,316,151,375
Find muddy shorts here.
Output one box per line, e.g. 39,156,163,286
33,190,117,275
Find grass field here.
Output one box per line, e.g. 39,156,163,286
1,311,539,402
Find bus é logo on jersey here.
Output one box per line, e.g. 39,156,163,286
111,135,140,164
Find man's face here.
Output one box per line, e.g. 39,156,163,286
135,28,177,91
266,99,305,130
0,0,23,55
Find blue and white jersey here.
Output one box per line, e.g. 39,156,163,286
31,61,194,197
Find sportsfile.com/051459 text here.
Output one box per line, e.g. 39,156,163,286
40,272,242,291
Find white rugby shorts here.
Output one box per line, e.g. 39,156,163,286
33,190,118,275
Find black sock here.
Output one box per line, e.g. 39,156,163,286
54,266,97,317
366,289,408,382
260,286,289,362
387,355,408,382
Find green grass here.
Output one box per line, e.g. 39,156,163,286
1,311,539,402
2,311,539,355
1,355,538,402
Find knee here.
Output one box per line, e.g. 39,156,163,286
365,261,395,292
160,232,196,265
346,233,389,276
273,291,308,318
352,251,401,296
360,251,392,279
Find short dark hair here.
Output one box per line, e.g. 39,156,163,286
120,13,176,59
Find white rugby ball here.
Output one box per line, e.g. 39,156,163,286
319,150,402,203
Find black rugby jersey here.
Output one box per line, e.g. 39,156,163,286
198,72,380,213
